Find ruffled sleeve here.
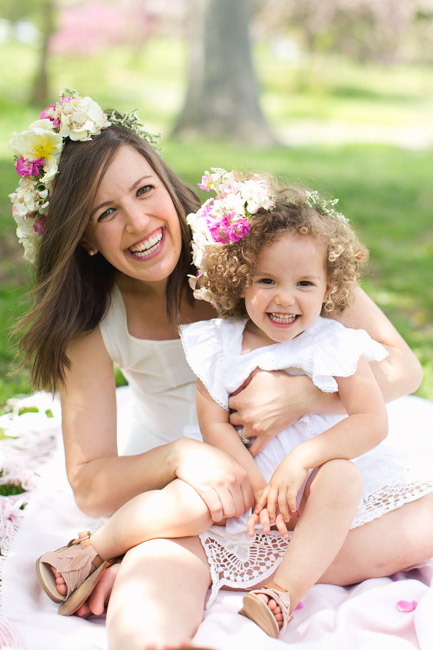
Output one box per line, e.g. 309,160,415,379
179,319,243,410
252,317,389,393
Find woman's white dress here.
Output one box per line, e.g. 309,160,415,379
101,286,433,605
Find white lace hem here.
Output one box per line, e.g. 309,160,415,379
200,479,433,607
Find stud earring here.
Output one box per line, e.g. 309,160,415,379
88,249,97,256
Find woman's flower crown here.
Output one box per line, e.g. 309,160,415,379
186,168,276,301
8,88,158,263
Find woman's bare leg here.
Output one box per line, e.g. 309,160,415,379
106,536,211,650
319,490,433,585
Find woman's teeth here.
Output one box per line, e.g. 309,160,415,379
129,230,163,257
269,313,297,323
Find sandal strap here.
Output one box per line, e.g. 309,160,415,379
250,582,293,635
41,531,102,598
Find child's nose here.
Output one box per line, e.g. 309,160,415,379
275,288,295,306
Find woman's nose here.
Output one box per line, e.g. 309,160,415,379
124,203,149,232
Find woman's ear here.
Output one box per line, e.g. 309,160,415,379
80,236,98,256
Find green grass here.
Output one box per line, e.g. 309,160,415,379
1,38,432,405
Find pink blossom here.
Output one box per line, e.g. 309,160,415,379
40,103,56,119
16,156,45,178
40,104,60,128
33,215,46,235
198,175,212,191
208,216,231,243
227,218,250,242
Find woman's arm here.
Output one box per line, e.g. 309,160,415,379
229,287,422,455
334,287,422,400
60,327,253,519
196,380,266,496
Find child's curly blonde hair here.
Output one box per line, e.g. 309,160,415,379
195,180,368,319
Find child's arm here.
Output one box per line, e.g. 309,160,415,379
196,380,267,500
256,356,388,522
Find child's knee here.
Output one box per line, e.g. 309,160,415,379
319,459,363,501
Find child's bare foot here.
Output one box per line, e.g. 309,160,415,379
239,583,293,638
255,593,284,629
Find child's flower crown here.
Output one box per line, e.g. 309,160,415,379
186,168,276,301
8,88,158,263
187,169,349,303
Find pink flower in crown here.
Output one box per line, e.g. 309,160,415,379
227,217,250,242
40,104,61,129
16,156,45,178
198,175,212,191
207,216,231,243
32,215,46,235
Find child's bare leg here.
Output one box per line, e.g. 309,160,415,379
106,535,211,650
53,479,211,598
91,478,212,559
254,459,362,627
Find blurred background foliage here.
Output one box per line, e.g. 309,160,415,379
0,0,432,406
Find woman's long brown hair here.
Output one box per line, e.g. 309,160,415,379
16,125,200,393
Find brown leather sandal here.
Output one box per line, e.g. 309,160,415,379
35,530,114,615
238,581,294,638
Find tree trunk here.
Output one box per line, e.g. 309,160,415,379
30,0,55,107
172,0,277,146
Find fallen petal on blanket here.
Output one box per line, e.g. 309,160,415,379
396,600,418,612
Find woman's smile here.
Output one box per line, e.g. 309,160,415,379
127,227,165,259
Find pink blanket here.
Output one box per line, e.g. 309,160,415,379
1,391,432,650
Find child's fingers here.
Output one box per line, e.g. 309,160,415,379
264,486,279,520
253,487,270,514
247,513,259,537
275,513,289,539
259,508,272,534
287,490,298,518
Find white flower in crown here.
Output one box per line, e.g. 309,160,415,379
9,119,63,179
58,93,110,141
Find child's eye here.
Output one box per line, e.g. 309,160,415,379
258,278,274,285
298,280,313,287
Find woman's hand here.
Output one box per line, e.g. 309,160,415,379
228,369,334,456
171,438,254,522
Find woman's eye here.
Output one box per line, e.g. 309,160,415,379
137,184,153,196
97,207,115,222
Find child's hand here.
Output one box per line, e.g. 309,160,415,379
248,487,291,539
258,454,308,523
247,507,290,539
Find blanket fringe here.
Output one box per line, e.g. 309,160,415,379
0,614,24,647
0,393,61,649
